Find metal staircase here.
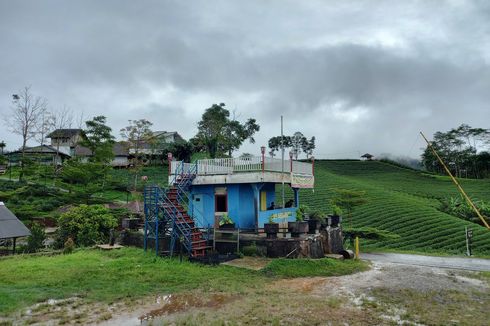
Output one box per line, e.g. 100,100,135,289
143,162,210,257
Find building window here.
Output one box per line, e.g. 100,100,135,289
215,194,227,213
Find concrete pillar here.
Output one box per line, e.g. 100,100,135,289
293,188,299,207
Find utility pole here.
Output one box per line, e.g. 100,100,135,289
281,116,285,208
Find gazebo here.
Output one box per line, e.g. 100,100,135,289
361,153,374,161
0,202,30,255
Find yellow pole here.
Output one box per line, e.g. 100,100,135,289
420,132,490,230
355,236,359,259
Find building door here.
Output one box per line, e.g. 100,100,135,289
214,187,228,227
192,194,204,227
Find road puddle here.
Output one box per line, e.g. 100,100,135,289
139,293,235,322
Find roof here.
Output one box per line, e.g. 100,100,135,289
152,131,184,141
48,129,83,138
7,145,71,157
361,153,374,158
74,142,129,157
0,202,31,239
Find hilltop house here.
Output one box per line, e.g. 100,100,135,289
6,145,71,166
130,131,184,156
47,129,85,156
361,153,374,161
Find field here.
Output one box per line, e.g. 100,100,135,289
0,248,366,317
299,160,490,255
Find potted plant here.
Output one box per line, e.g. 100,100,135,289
288,205,309,235
327,205,343,227
264,215,279,238
218,213,235,230
307,210,323,234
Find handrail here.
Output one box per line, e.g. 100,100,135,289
170,157,313,176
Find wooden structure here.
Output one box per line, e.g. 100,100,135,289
0,202,30,255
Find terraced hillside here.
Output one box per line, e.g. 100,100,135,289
298,160,490,255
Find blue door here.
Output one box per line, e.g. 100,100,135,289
192,194,205,227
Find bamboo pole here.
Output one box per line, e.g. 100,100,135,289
420,132,490,230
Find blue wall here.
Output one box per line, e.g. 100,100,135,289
189,182,297,230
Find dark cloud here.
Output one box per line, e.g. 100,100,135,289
1,0,489,159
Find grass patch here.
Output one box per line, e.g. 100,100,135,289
0,247,264,315
263,258,369,278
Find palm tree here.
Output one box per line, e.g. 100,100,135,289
0,141,5,155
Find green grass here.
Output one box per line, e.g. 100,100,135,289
263,258,369,278
297,160,490,255
0,247,365,316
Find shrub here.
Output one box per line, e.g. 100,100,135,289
25,223,46,253
63,238,75,254
55,205,117,248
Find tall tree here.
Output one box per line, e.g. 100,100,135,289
120,119,153,189
7,87,48,181
0,141,5,155
291,132,306,160
80,116,115,163
35,110,54,147
268,135,292,158
193,103,260,158
303,136,316,159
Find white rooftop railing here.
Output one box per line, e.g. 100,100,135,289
170,156,313,176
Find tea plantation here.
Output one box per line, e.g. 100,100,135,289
299,160,490,255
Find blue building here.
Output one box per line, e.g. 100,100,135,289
169,155,315,231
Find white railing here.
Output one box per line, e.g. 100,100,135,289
170,156,313,176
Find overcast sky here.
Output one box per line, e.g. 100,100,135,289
1,0,489,159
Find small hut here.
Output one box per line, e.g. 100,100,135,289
0,202,30,255
361,153,374,161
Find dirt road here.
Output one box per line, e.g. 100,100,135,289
362,252,490,271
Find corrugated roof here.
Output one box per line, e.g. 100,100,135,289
0,202,31,239
47,129,83,138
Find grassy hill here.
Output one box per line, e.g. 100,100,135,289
299,160,490,255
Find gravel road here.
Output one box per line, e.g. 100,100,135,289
362,252,490,271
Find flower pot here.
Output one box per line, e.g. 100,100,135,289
307,219,321,234
264,223,279,234
219,223,235,230
288,221,309,236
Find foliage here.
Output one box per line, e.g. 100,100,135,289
342,227,399,241
309,210,325,220
63,238,75,254
61,160,110,203
330,189,367,227
192,103,260,158
289,160,490,255
25,223,46,253
439,196,490,226
295,204,309,221
55,205,117,247
242,241,262,256
268,132,315,159
79,116,115,163
263,258,369,278
219,213,233,226
422,124,490,179
166,140,194,162
331,204,343,216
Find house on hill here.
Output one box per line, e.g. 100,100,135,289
0,202,30,255
131,131,184,156
6,145,71,166
73,142,130,167
361,153,374,161
48,129,85,155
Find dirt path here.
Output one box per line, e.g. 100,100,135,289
97,261,489,326
9,260,489,325
362,252,490,271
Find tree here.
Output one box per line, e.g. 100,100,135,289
268,136,292,158
0,141,5,155
422,124,490,178
61,160,108,204
303,136,316,159
35,110,54,147
55,204,117,248
193,103,260,158
26,223,46,253
120,119,153,189
7,87,48,181
80,116,115,163
291,132,306,160
331,189,368,228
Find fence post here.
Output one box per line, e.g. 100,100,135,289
355,236,359,259
167,152,173,178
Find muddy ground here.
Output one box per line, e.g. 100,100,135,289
6,260,490,326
